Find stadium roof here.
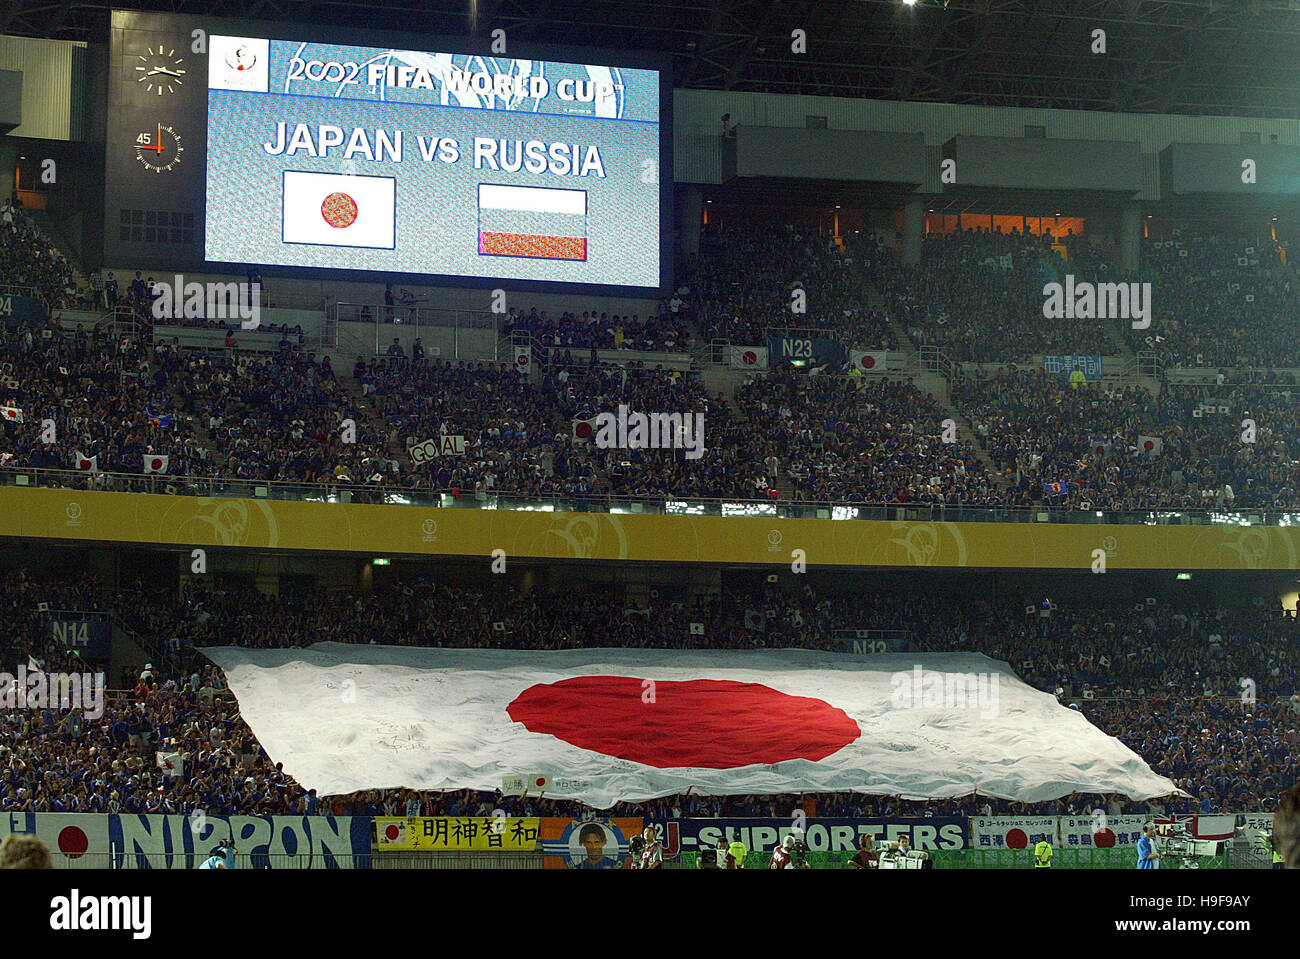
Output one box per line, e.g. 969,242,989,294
9,0,1300,118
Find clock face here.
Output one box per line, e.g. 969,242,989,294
135,124,184,173
135,45,187,96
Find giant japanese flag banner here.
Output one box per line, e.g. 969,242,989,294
200,645,1179,808
282,171,396,249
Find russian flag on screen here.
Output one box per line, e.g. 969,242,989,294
282,171,397,250
477,184,588,261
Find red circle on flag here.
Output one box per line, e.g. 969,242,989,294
1142,440,1154,452
859,355,876,369
1094,828,1117,848
1004,828,1029,850
58,826,89,859
742,350,757,366
507,676,861,768
384,823,401,841
535,778,546,787
574,422,594,440
150,458,163,471
321,192,358,229
516,353,529,367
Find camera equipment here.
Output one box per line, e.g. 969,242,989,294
628,834,646,863
790,836,811,869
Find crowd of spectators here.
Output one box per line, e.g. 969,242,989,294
954,367,1300,510
505,303,694,354
738,367,997,504
682,223,899,350
11,312,1300,514
0,201,84,311
1128,232,1298,368
861,227,1115,363
3,566,1296,820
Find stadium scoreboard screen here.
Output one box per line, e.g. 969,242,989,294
105,10,670,294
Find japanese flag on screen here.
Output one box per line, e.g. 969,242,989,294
282,171,396,250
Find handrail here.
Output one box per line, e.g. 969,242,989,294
911,344,955,381
0,466,1294,526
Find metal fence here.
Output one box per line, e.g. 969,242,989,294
1,465,1295,528
51,848,1242,870
335,302,498,354
59,852,541,870
671,848,1229,870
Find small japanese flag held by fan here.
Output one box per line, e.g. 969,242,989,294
0,404,23,424
74,451,98,472
157,751,184,780
143,454,170,474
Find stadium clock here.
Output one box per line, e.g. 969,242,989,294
135,124,184,173
134,45,187,96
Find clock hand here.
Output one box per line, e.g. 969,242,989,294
157,68,185,78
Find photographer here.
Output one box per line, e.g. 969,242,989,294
627,832,645,869
637,826,663,870
764,831,806,868
848,834,877,870
698,836,727,870
198,842,236,870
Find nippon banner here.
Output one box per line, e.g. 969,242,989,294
666,817,967,857
374,816,540,851
109,815,371,868
971,815,1148,849
1,814,370,867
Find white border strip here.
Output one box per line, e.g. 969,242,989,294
478,184,587,216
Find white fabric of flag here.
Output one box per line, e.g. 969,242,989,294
200,644,1180,808
282,171,396,249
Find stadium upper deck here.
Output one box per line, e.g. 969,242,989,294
3,199,1298,528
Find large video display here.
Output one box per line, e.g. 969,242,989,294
105,11,669,293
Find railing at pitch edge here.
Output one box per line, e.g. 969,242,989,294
1,466,1297,527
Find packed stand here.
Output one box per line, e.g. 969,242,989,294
737,367,999,505
955,367,1300,510
0,202,86,311
858,228,1114,363
682,223,898,350
1128,232,1298,369
4,567,1296,816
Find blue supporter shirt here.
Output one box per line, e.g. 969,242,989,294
1136,834,1156,869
